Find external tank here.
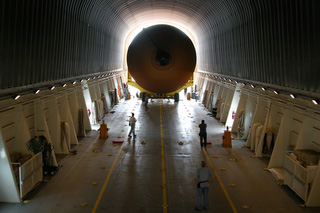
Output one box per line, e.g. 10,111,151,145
127,25,196,94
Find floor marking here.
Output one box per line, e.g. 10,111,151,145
193,128,238,213
160,101,168,213
92,142,125,213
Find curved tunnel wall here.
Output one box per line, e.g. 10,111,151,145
196,0,320,94
0,0,319,97
0,0,125,91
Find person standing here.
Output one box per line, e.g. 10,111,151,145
195,161,215,211
199,120,207,148
145,95,149,111
128,113,137,137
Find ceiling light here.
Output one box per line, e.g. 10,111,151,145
250,84,255,88
312,100,318,105
35,89,40,94
51,86,56,90
62,84,67,87
87,78,91,81
72,81,77,85
290,94,295,99
14,95,21,100
261,87,266,91
80,79,84,82
242,83,246,86
273,90,279,95
234,80,238,83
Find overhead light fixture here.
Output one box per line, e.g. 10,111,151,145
14,95,21,100
80,79,84,82
242,83,246,86
290,94,296,99
312,100,318,105
228,79,232,82
62,83,67,87
261,87,266,91
35,89,40,94
51,86,56,90
87,78,91,81
273,90,279,95
72,81,77,85
93,76,96,79
250,84,255,88
234,80,238,83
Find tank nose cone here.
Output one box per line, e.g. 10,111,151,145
127,25,196,93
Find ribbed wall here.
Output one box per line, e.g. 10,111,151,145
0,0,124,90
197,0,320,93
0,0,319,95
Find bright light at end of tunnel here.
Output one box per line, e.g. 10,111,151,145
127,22,196,47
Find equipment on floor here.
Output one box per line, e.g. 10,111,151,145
27,135,59,176
69,149,77,155
99,120,109,139
222,127,232,147
41,136,59,175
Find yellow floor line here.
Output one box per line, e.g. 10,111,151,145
160,101,168,213
193,128,238,213
92,142,125,213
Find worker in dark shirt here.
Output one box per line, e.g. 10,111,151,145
199,120,207,148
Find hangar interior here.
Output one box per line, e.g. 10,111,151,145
0,0,320,212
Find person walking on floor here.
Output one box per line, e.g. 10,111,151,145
199,120,207,148
195,161,215,211
128,113,137,137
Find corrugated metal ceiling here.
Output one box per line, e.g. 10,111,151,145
0,0,319,97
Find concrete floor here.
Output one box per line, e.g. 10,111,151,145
1,97,320,213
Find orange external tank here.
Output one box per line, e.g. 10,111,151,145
127,25,196,94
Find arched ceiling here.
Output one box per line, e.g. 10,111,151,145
0,0,319,97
